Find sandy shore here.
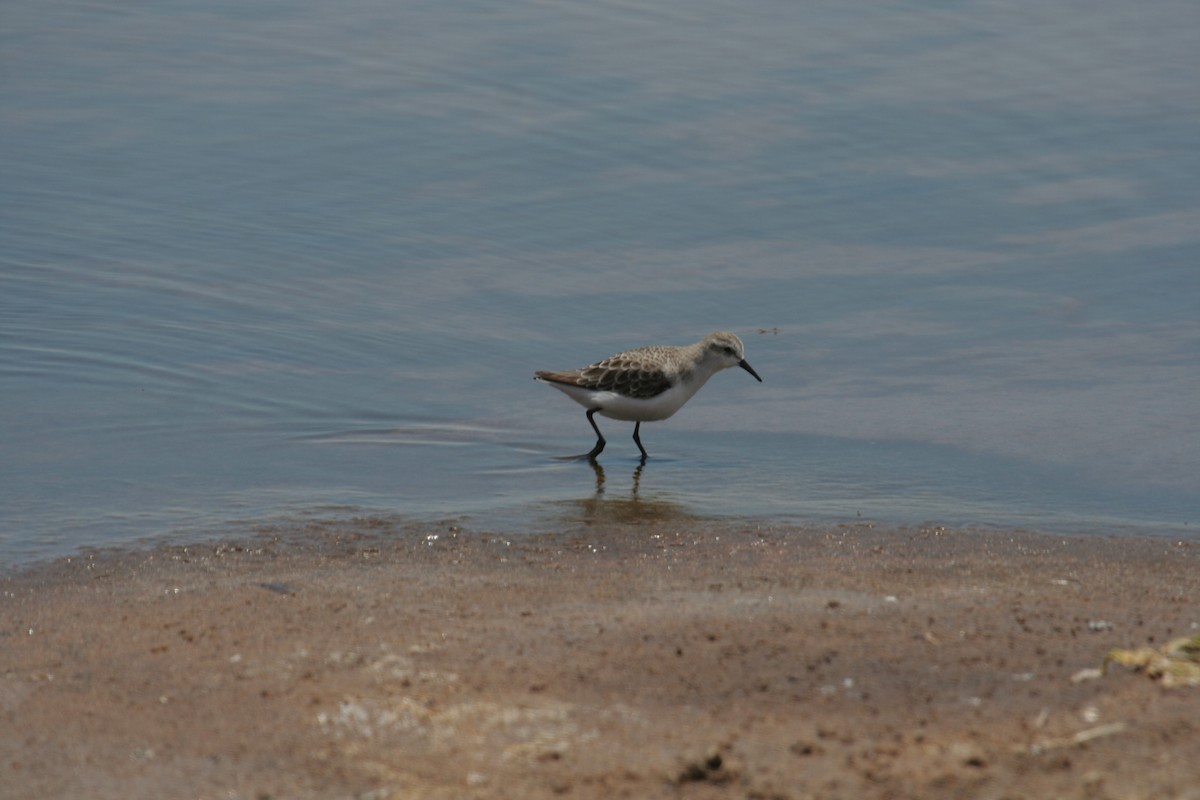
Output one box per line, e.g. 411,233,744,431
2,519,1198,799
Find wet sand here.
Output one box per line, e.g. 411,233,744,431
2,519,1198,799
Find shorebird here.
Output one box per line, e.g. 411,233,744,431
534,331,762,460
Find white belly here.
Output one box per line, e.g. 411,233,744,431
545,376,709,422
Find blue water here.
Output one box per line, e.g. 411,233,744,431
3,0,1199,563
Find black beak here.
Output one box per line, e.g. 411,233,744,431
738,360,762,382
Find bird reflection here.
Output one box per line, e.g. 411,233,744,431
589,458,605,494
588,456,646,497
565,456,688,524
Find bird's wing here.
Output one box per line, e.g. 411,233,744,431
536,345,677,400
577,354,673,399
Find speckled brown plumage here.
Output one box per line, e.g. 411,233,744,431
535,348,675,400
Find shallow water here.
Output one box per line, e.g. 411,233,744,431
3,0,1199,562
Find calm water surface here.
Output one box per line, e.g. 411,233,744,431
3,0,1199,562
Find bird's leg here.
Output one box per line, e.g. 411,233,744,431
632,421,648,459
585,408,606,460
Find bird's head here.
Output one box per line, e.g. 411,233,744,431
702,331,762,382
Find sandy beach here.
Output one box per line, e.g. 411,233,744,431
2,519,1198,799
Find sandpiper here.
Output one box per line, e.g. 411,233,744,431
535,331,762,460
